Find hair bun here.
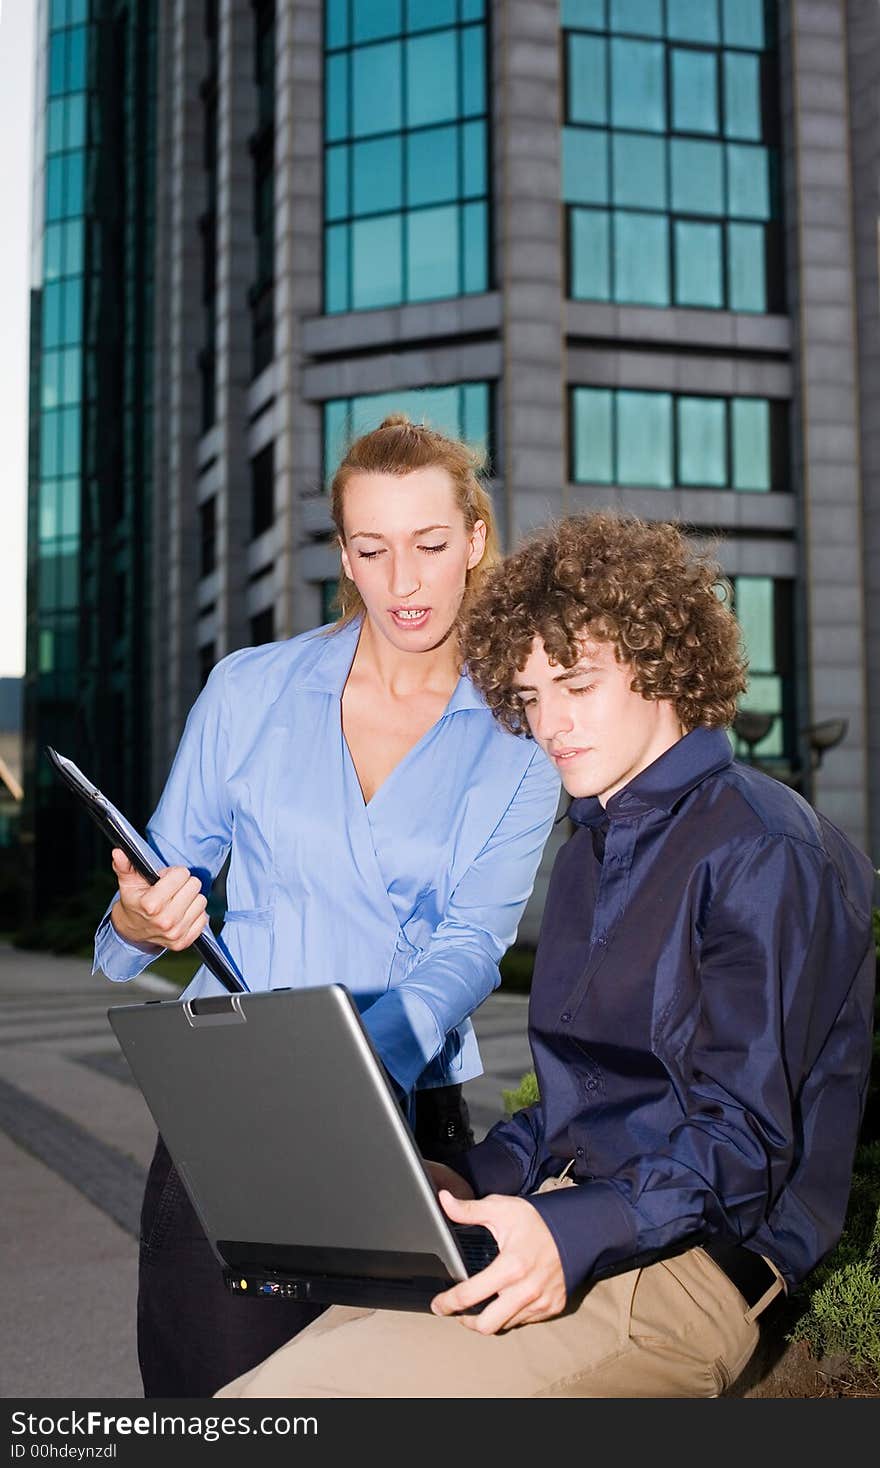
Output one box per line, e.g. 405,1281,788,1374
378,412,413,429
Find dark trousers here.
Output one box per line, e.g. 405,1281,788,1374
137,1083,475,1398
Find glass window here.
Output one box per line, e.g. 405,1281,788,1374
325,223,350,312
727,143,770,219
407,204,459,300
461,0,485,18
461,120,486,197
671,48,718,135
48,31,67,96
562,0,606,25
352,135,402,215
614,211,669,304
325,53,349,141
571,209,611,299
43,284,63,349
41,414,60,480
722,0,765,50
250,443,274,538
407,31,458,128
667,0,720,44
670,138,723,215
59,477,79,538
45,223,64,281
46,157,65,222
353,0,402,45
65,219,84,275
617,392,672,485
723,53,761,140
324,400,350,476
65,151,85,217
460,25,485,116
60,407,81,475
610,0,662,35
62,347,81,405
67,27,87,91
41,353,61,411
48,99,66,154
351,214,402,307
407,125,458,207
611,39,665,131
461,381,489,448
408,0,456,30
573,389,613,483
674,220,723,307
563,127,609,206
326,0,349,49
62,278,82,344
50,0,69,27
727,221,766,311
67,0,88,23
611,131,665,209
325,144,349,221
353,42,402,136
567,35,607,127
66,94,86,149
677,397,726,485
462,201,487,293
732,398,771,490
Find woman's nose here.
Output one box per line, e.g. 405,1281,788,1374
388,552,420,599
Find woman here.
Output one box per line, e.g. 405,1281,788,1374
95,414,560,1396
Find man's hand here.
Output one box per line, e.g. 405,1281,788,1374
430,1190,567,1334
109,849,209,952
424,1161,475,1200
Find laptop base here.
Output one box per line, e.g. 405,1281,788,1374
224,1269,451,1313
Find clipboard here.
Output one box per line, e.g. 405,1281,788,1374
46,746,248,995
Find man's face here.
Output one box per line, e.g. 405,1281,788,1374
512,636,684,804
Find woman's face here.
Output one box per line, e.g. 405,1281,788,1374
339,466,487,656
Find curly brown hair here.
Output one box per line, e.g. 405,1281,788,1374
460,512,748,735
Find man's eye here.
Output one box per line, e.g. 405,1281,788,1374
569,684,595,696
517,696,537,708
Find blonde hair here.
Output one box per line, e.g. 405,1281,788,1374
328,412,500,629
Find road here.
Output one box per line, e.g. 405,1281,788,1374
0,943,531,1399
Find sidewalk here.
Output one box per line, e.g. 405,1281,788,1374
0,944,531,1399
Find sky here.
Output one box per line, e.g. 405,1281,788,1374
0,1,36,679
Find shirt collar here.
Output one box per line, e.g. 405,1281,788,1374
568,727,733,828
296,615,487,713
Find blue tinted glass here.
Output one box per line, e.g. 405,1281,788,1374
670,138,723,214
610,0,662,35
48,32,67,96
41,413,60,479
325,223,350,311
407,32,457,128
723,53,761,140
408,125,458,207
65,219,84,274
677,397,726,485
732,398,771,490
62,347,81,404
47,100,65,154
573,389,613,482
611,40,665,131
617,392,672,485
41,353,61,410
353,43,402,136
612,131,665,208
67,27,87,91
727,222,766,311
65,151,85,216
407,204,459,300
461,25,486,116
420,386,460,434
59,550,78,608
735,577,774,672
738,672,782,754
325,145,349,220
727,144,770,218
460,0,485,18
722,0,764,49
672,48,718,134
66,94,86,149
462,383,489,450
352,135,402,215
62,277,82,343
50,0,69,26
45,224,64,281
46,157,64,222
567,35,607,125
60,477,80,537
324,399,350,475
325,54,349,141
353,0,402,43
60,407,81,474
562,0,606,26
67,0,88,23
563,127,609,205
407,0,456,29
674,220,723,306
571,208,611,300
462,119,486,197
351,213,402,306
614,211,669,304
462,200,487,292
667,0,719,43
43,283,63,348
326,0,349,49
39,480,58,542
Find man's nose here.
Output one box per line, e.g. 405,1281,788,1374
533,696,574,744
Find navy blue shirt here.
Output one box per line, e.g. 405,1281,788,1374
459,728,876,1293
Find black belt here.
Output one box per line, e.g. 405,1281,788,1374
702,1240,783,1313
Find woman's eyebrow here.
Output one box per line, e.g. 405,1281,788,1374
348,524,452,539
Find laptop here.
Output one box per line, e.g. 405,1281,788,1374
109,984,499,1311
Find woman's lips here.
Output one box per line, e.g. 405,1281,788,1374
389,607,430,629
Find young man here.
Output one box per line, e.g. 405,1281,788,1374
218,513,875,1399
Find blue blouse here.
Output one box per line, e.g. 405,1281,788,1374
94,618,560,1094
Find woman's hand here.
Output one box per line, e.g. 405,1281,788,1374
109,849,209,952
424,1160,475,1201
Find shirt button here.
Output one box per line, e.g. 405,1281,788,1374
576,1146,585,1159
561,1011,571,1024
586,1080,598,1092
597,933,607,947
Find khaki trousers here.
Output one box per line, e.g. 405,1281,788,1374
215,1178,783,1399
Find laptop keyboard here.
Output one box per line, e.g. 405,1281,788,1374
452,1223,499,1275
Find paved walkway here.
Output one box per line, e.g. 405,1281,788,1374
0,944,531,1399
